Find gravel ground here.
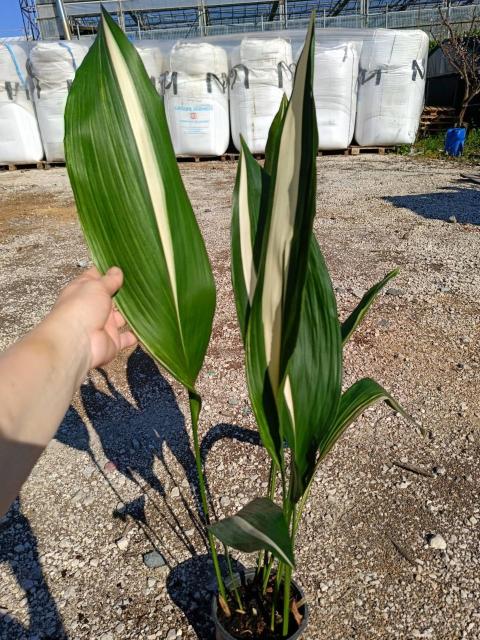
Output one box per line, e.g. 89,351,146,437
0,155,479,640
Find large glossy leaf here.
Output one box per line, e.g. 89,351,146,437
319,377,422,460
279,238,342,501
245,16,319,472
341,269,399,346
209,498,295,568
64,9,215,391
244,17,342,496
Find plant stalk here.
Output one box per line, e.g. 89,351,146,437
188,391,229,608
224,545,244,611
258,461,278,579
282,564,292,637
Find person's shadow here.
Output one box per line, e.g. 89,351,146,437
0,499,66,639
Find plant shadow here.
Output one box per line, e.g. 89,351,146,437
384,186,480,224
54,347,261,636
0,499,66,639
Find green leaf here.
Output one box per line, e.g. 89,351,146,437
264,93,289,176
245,16,319,472
319,377,423,460
243,16,342,495
231,137,269,343
341,269,399,345
209,498,295,568
279,238,342,501
64,9,215,391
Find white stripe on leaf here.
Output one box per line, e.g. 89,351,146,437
260,24,311,394
238,150,257,304
103,17,179,315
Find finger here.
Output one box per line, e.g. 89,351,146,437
101,266,123,296
119,331,137,350
90,332,120,369
113,310,126,329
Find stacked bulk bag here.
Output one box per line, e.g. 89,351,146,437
135,41,165,93
230,38,293,154
164,42,229,156
29,40,91,161
0,42,43,164
314,42,359,150
355,29,429,146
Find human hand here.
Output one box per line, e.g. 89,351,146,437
50,266,137,369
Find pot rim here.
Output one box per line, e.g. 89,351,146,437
211,568,309,640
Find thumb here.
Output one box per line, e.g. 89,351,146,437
101,267,124,297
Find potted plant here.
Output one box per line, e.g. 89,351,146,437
205,15,420,640
64,11,419,639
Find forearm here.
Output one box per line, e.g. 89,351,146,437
0,313,90,515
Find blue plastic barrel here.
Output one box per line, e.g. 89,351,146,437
445,127,466,157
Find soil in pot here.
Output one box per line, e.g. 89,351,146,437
216,572,306,640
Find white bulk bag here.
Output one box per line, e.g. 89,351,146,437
135,41,165,93
0,42,43,164
164,42,229,156
314,42,359,150
29,40,91,161
355,29,429,146
230,38,293,154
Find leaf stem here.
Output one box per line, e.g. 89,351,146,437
188,391,229,610
224,545,244,611
282,564,292,637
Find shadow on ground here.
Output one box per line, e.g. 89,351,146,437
0,499,66,640
54,347,261,637
385,186,480,224
166,554,246,639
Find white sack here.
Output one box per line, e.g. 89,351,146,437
230,38,293,154
0,42,43,163
355,29,429,146
135,41,165,93
165,42,229,156
314,42,359,150
29,40,91,161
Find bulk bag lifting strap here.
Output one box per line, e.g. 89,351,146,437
230,62,293,90
206,72,228,94
3,44,26,88
4,81,30,101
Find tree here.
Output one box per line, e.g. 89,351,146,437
434,8,480,127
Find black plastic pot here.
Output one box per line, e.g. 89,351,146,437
212,568,309,640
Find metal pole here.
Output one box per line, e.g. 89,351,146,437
117,0,125,31
55,0,71,40
386,4,388,28
324,9,326,28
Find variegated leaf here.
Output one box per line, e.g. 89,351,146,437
64,9,215,391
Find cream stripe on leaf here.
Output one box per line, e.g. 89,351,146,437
245,16,342,501
65,9,215,391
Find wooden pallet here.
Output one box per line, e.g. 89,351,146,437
318,145,393,156
419,106,457,136
1,146,393,171
0,160,67,172
0,161,45,172
177,152,239,163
